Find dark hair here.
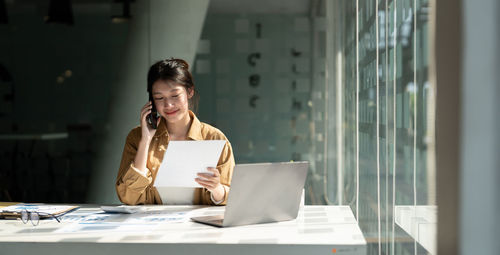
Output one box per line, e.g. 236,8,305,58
147,58,199,112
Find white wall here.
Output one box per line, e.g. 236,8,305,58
87,0,209,204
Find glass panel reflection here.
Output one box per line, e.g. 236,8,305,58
195,0,434,254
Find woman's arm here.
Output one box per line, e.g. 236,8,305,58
197,140,235,205
133,101,158,174
115,102,159,205
132,138,150,175
115,129,153,205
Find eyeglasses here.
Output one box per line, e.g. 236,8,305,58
20,210,61,226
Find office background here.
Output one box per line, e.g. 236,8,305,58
0,0,499,255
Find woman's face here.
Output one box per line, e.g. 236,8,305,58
151,80,193,124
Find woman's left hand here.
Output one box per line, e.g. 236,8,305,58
195,167,224,201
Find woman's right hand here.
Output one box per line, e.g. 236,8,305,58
140,101,159,143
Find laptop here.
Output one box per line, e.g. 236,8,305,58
191,161,308,227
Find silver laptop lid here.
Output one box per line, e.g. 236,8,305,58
222,161,308,227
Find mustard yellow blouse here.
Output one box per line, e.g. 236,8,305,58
115,111,235,205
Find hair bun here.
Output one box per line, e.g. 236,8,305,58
163,58,189,70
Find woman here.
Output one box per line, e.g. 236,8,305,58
116,58,234,205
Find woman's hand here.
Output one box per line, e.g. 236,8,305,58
195,167,225,202
133,101,160,176
140,101,159,143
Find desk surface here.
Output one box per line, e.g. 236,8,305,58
0,205,366,255
395,205,437,255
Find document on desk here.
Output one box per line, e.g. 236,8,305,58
154,140,226,188
55,208,195,233
0,203,79,218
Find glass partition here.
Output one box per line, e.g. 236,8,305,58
324,0,435,254
194,1,435,254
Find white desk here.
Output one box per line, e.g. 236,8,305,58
0,205,366,255
395,205,437,254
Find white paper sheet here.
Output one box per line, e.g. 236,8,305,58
154,140,226,188
55,208,197,233
124,210,194,223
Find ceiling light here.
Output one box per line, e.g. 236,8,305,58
111,0,133,24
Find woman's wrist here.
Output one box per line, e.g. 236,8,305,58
131,161,149,176
134,138,151,174
139,137,151,147
210,184,225,202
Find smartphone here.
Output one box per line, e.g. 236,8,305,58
146,92,159,129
